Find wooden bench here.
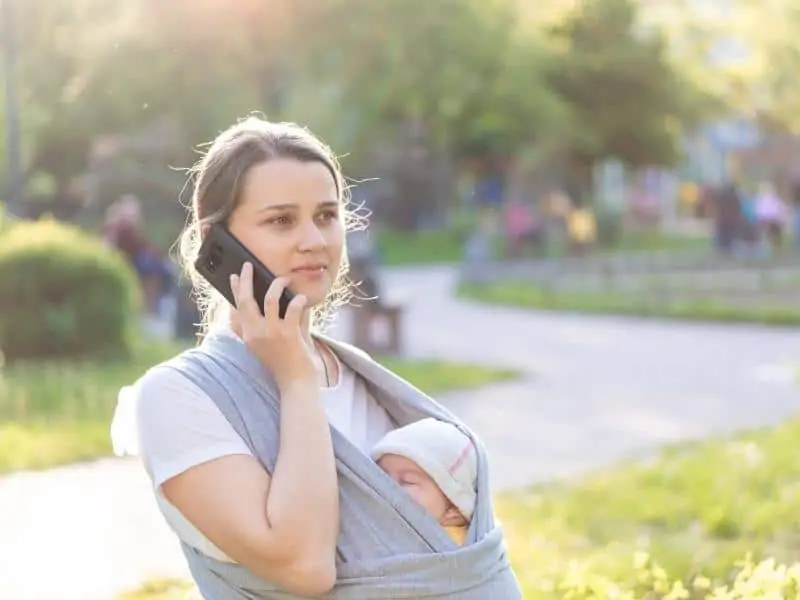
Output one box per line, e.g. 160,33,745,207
351,295,406,356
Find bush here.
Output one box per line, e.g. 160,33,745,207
0,218,140,362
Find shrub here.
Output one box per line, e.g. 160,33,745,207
0,218,140,362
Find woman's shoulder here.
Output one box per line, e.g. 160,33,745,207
114,351,253,485
130,344,235,423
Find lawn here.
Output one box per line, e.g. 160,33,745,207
376,228,469,265
498,417,800,598
381,356,518,393
459,281,800,326
0,338,180,473
0,339,518,474
122,417,800,599
117,579,195,600
376,227,709,266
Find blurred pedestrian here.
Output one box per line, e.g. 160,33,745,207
103,195,175,315
754,182,787,253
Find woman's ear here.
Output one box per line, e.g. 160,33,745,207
440,505,468,527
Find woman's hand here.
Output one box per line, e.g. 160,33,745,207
230,262,315,392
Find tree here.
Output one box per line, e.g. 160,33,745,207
11,0,137,201
732,0,800,133
275,0,568,226
545,0,712,201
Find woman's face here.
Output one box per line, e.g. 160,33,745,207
227,158,344,307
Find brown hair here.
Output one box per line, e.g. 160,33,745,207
178,117,357,333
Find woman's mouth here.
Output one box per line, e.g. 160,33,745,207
292,264,327,279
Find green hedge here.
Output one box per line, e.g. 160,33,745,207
0,218,140,362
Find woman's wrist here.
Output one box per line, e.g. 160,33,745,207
277,377,318,399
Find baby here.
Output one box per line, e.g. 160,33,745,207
370,418,477,545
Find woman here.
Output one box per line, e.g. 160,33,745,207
112,117,520,599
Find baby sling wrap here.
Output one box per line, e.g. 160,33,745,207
165,330,522,599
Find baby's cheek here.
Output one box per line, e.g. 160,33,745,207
406,485,442,515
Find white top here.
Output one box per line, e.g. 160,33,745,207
113,334,396,562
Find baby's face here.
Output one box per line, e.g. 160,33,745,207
377,454,464,526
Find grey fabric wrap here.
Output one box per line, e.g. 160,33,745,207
161,330,522,599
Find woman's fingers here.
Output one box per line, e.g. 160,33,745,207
227,274,245,337
263,276,291,326
229,274,240,306
235,263,262,320
283,294,308,328
232,265,306,339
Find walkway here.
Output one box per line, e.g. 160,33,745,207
372,266,798,488
1,264,797,600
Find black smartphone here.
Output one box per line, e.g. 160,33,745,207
194,223,294,318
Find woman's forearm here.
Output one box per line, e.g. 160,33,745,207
266,380,339,561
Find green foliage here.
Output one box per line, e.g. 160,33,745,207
546,0,709,177
0,218,140,362
0,203,8,235
283,0,565,162
497,413,800,597
551,552,800,599
14,0,736,219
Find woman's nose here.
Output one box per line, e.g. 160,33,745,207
297,222,326,251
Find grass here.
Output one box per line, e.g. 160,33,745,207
117,579,194,600
0,340,518,474
498,418,800,598
606,229,709,255
380,356,519,393
0,338,181,473
377,228,469,265
122,417,800,599
376,226,710,266
458,282,800,326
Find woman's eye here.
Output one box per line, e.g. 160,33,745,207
268,215,292,226
317,210,338,223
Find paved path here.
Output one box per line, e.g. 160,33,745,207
372,266,799,488
1,265,797,600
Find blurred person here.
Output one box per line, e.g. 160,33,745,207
111,117,521,599
736,184,761,257
542,188,572,252
791,180,800,249
678,181,699,217
545,188,572,220
754,181,787,252
103,195,175,315
712,183,742,255
504,196,542,258
566,204,597,256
